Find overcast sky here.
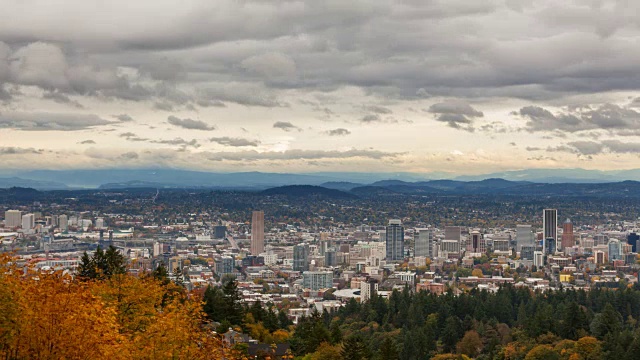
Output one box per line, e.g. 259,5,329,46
2,0,640,175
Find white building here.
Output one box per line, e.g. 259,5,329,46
58,215,68,231
96,218,105,229
4,210,21,228
302,271,333,291
21,213,35,230
415,228,433,258
360,279,378,302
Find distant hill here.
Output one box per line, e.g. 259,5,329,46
0,177,68,190
320,181,364,191
260,185,358,199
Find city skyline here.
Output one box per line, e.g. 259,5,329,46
2,1,640,174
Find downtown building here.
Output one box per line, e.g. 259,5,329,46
385,219,404,261
251,211,264,255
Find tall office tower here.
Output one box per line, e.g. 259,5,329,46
545,237,556,254
214,225,227,239
96,217,105,229
561,218,574,250
627,233,639,253
445,226,462,241
324,249,337,267
4,210,22,228
516,225,534,252
468,231,486,253
51,215,59,227
543,209,558,252
608,239,622,261
385,219,405,261
360,278,378,302
251,211,265,255
415,228,433,257
58,214,68,231
293,244,310,272
21,213,35,230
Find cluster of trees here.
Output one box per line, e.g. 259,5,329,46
202,281,292,346
285,285,640,359
0,251,235,359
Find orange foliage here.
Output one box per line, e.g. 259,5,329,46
0,254,240,359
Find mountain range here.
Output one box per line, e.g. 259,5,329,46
3,168,640,190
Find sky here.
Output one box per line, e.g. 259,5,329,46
2,0,640,175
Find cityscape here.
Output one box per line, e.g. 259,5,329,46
4,0,640,359
2,185,640,358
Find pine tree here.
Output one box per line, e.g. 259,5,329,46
341,335,369,360
377,336,398,360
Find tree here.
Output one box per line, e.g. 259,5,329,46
310,342,342,360
152,263,169,285
524,345,560,360
377,335,399,360
590,303,622,340
77,246,126,280
456,330,483,358
341,335,370,360
472,269,484,278
222,280,244,326
442,316,461,353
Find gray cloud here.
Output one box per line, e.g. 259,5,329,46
151,138,200,148
326,128,351,136
273,121,300,132
0,147,42,155
517,104,640,133
42,91,83,108
361,114,382,123
210,136,260,147
364,105,392,114
167,115,216,130
78,140,96,144
113,114,133,122
0,111,112,131
427,100,483,129
545,139,640,156
119,152,139,160
206,148,400,162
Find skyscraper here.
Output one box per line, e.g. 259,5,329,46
385,219,404,261
609,239,622,261
58,214,68,231
251,210,264,255
21,213,35,230
561,218,574,250
468,231,485,253
543,209,557,253
4,210,21,228
415,228,433,257
627,233,639,253
516,224,534,252
293,243,309,272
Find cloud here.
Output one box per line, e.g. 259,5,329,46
78,140,96,144
517,104,640,134
364,105,392,114
206,148,401,162
119,152,139,160
273,121,300,132
0,111,112,131
427,100,483,129
167,115,216,130
42,91,83,108
0,147,42,155
545,139,640,156
151,138,200,148
210,137,260,147
240,52,296,79
113,114,134,122
325,128,351,136
361,114,382,123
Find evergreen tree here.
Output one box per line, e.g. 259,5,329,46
377,336,398,360
222,280,244,326
341,335,370,360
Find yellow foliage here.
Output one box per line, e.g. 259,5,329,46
0,254,237,360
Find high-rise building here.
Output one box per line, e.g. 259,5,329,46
445,226,462,241
516,225,534,252
251,211,264,255
360,278,378,302
543,209,558,251
302,271,333,290
214,225,227,239
324,249,337,267
385,219,404,261
627,233,639,253
58,214,68,231
608,239,622,261
96,217,105,229
468,231,485,253
560,218,574,250
293,244,309,272
22,213,35,230
4,210,21,228
415,228,433,257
